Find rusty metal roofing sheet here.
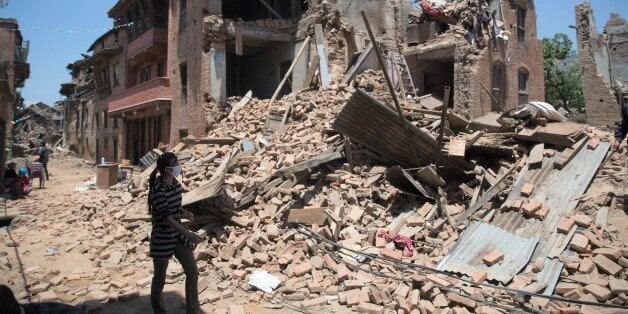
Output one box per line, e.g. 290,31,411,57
332,90,471,179
498,142,610,260
436,221,538,284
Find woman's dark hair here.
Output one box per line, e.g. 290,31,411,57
148,152,177,214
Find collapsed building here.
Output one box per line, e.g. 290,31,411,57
60,0,544,165
11,102,64,153
576,3,627,127
0,18,30,180
6,1,624,312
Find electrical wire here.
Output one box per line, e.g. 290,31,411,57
316,239,537,313
296,226,628,310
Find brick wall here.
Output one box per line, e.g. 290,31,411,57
576,3,619,127
454,0,545,119
168,0,212,145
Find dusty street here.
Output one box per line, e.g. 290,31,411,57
0,154,330,313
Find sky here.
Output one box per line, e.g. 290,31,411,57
1,0,627,106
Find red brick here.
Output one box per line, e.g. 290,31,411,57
570,234,589,252
357,302,384,313
573,214,593,227
534,206,549,219
584,284,612,302
557,218,575,234
483,250,504,266
520,183,535,197
521,199,542,215
592,254,622,276
471,270,487,284
380,248,402,260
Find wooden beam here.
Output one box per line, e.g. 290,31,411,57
454,159,523,227
304,54,320,87
314,24,330,88
287,207,329,225
180,137,238,145
528,143,545,169
554,137,588,170
235,25,243,56
272,36,311,127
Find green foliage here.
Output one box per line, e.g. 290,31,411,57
542,33,584,111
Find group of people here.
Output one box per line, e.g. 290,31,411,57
2,140,52,198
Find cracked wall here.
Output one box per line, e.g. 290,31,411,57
576,2,620,127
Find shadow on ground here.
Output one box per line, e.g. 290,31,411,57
99,291,187,314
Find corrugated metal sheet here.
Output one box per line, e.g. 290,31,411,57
536,258,564,296
498,142,610,260
436,221,538,284
332,90,471,179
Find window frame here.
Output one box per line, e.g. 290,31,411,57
516,6,526,45
112,62,120,87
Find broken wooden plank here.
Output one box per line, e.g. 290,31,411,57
228,90,253,118
180,137,238,146
314,24,330,88
277,36,312,126
446,138,466,158
454,159,523,227
287,207,329,225
386,166,435,200
342,43,376,84
515,122,586,147
304,54,320,87
528,143,545,169
464,131,484,149
278,146,345,175
554,137,588,170
182,148,238,206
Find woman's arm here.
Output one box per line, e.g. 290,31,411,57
165,217,202,243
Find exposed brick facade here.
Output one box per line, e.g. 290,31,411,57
576,3,620,127
454,0,545,119
0,18,29,180
168,0,213,144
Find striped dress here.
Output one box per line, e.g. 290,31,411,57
149,178,194,258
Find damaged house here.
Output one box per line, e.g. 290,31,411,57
576,3,627,127
167,0,545,144
0,18,30,180
404,0,545,118
62,0,545,161
60,29,125,163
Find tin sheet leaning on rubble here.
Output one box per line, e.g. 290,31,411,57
493,142,610,260
436,221,539,284
331,89,471,179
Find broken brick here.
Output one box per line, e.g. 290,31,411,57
557,218,575,234
584,284,612,302
593,254,622,276
483,250,504,266
520,183,535,197
570,234,589,253
521,199,542,215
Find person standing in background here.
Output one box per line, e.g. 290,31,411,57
38,141,52,179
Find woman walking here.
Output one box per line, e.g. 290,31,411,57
148,152,203,313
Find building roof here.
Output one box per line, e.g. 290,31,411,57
108,0,133,18
87,28,116,52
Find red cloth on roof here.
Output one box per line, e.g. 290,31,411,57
378,230,414,257
420,0,452,24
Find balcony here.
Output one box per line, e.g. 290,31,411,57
108,77,171,114
127,19,167,63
